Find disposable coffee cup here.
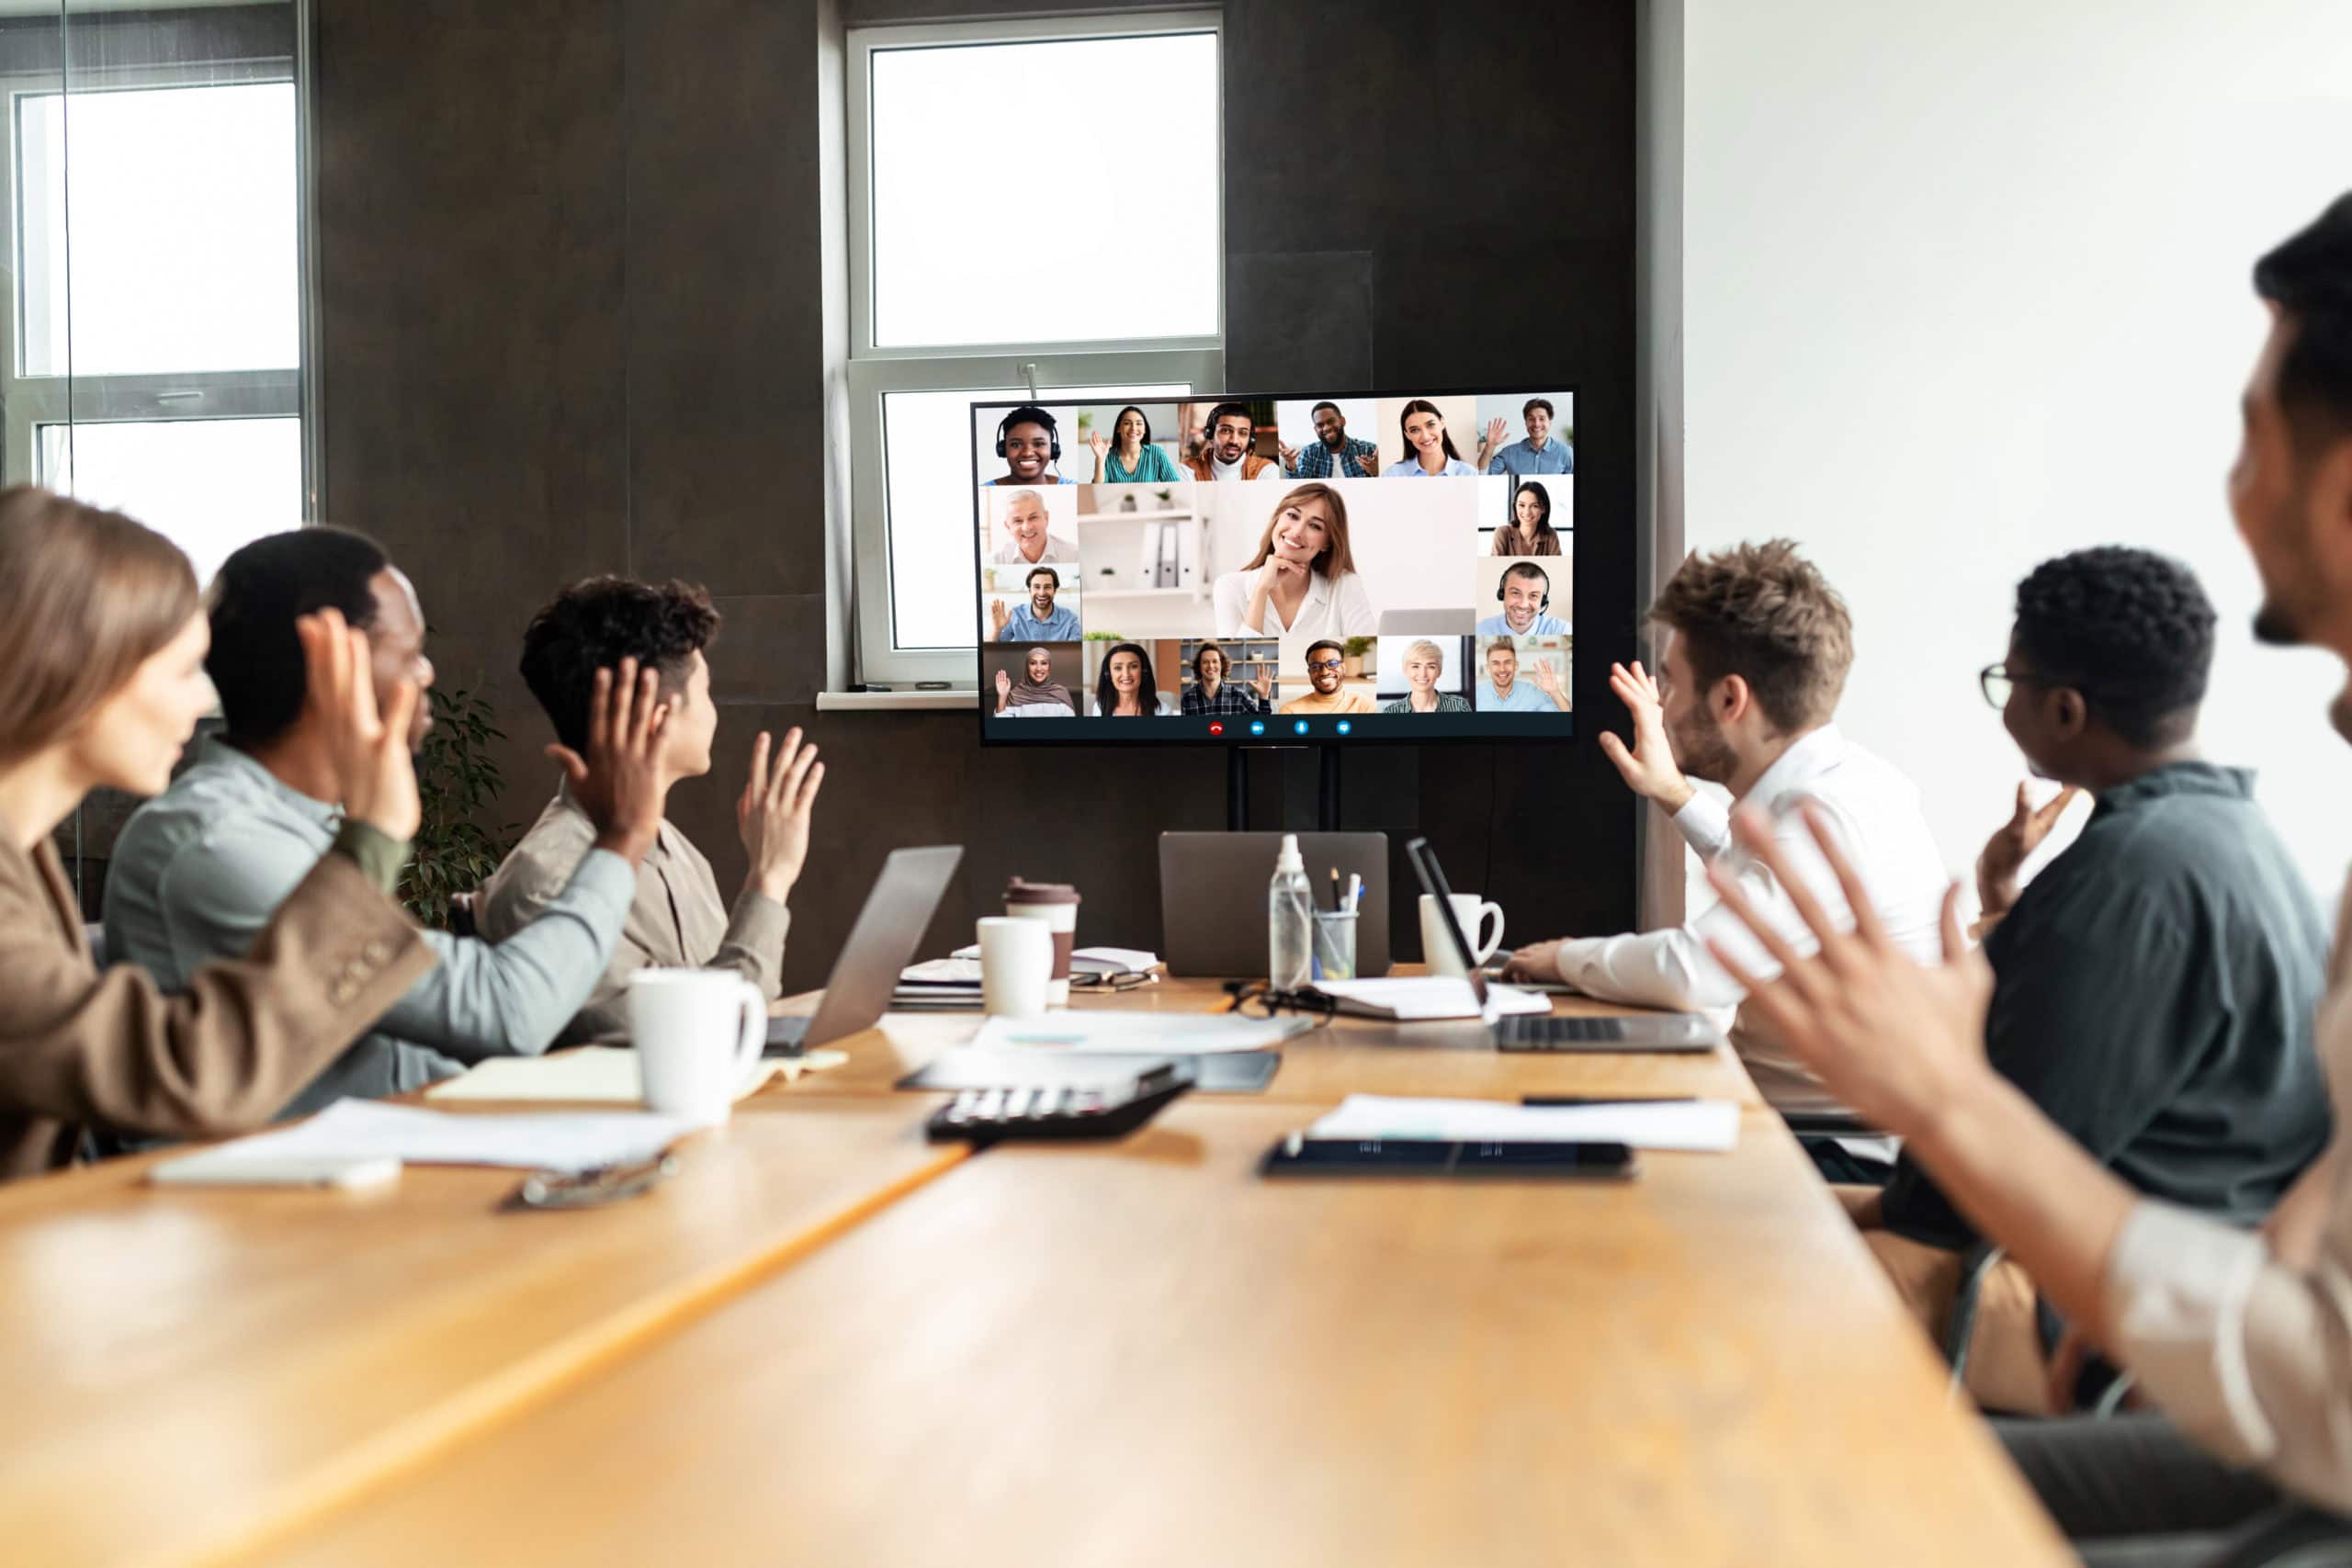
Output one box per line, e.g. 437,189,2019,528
1003,878,1081,1007
977,917,1055,1019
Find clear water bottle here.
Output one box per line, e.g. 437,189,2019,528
1268,833,1314,991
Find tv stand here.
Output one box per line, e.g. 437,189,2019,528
1225,746,1342,833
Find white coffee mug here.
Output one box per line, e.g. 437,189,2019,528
1419,893,1506,976
628,968,768,1125
978,916,1056,1018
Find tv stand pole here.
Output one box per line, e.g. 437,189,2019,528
1222,746,1340,832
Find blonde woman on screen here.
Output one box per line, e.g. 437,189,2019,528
1210,483,1377,638
1383,639,1471,713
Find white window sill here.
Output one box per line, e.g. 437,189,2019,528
816,689,978,712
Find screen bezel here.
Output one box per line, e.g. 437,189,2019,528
967,382,1582,749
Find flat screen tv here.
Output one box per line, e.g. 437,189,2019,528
971,389,1576,744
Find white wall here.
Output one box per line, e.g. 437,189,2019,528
1684,0,2352,908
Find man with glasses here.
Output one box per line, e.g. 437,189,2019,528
1838,546,2331,1416
1277,638,1374,715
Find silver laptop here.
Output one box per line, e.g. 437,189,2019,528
764,845,964,1055
1159,831,1390,977
1406,837,1719,1054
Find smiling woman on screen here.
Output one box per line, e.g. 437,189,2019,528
1384,400,1479,479
1091,642,1175,716
1210,483,1378,639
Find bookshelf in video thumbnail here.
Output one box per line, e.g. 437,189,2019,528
974,389,1577,744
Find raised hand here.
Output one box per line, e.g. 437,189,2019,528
1483,416,1510,454
545,657,670,865
1531,658,1563,695
1358,448,1380,476
1089,429,1110,460
1977,782,2083,922
1279,440,1300,473
1251,669,1272,701
299,607,420,842
1594,660,1692,811
989,598,1010,635
738,728,826,905
1704,805,1995,1135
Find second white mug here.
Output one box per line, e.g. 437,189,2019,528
1419,893,1506,976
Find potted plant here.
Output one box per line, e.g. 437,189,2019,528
1341,635,1374,679
400,683,515,930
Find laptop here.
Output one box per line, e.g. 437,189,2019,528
1159,831,1391,977
764,844,964,1055
1405,837,1721,1054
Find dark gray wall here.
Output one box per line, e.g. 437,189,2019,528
313,0,1636,987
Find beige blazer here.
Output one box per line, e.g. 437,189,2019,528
0,833,432,1182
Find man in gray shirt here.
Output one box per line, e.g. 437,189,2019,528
478,576,825,1043
106,529,672,1116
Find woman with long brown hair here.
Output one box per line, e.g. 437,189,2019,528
1209,482,1379,638
0,486,435,1179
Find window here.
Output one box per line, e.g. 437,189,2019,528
847,14,1223,688
5,58,307,589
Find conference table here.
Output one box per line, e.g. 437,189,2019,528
0,974,2070,1568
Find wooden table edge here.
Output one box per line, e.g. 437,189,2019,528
155,1142,969,1568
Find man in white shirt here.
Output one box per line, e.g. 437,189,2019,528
988,490,1078,566
1502,539,1948,1109
1694,194,2352,1563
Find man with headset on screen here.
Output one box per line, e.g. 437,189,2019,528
1476,561,1571,637
987,406,1080,486
1183,401,1283,481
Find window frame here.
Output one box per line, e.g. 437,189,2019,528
1,51,308,522
844,12,1225,689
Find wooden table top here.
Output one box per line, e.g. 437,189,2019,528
0,1096,961,1568
253,1099,2070,1568
2,969,2065,1567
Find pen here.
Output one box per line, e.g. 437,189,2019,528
1329,867,1341,913
1521,1096,1701,1108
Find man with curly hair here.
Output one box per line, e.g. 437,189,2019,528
1853,547,2331,1414
480,577,826,1043
1502,539,1949,1105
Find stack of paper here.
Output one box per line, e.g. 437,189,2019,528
151,1099,702,1185
424,1046,842,1104
1308,1094,1740,1153
1308,976,1551,1021
971,1012,1306,1054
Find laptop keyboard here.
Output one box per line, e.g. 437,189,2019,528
1492,1014,1630,1048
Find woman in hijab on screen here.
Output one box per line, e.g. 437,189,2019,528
993,646,1076,716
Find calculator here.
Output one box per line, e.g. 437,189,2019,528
925,1062,1194,1145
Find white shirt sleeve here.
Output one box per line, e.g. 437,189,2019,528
2103,1184,2352,1514
1329,571,1378,637
1212,572,1261,637
1551,795,1849,1010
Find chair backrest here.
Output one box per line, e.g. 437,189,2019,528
447,891,478,940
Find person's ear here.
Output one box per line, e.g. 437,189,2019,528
2048,686,2089,741
1714,673,1749,726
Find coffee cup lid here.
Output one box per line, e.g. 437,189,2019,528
1005,878,1080,906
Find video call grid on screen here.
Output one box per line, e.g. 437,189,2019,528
972,388,1577,745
